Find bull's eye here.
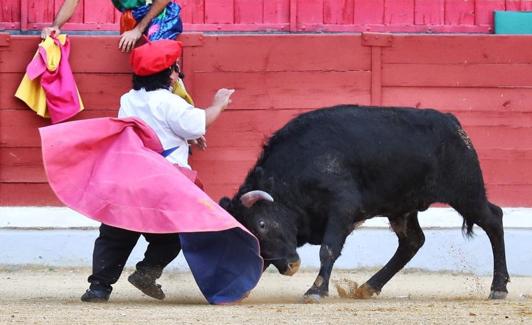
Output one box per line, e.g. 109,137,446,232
258,220,266,229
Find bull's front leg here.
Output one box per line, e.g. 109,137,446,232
303,218,353,303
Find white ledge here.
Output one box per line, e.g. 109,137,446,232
0,206,531,229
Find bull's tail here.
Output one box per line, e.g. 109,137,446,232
462,219,475,238
460,202,503,238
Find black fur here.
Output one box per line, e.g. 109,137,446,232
222,105,509,299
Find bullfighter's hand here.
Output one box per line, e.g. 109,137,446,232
119,28,142,52
212,88,235,110
41,26,60,39
189,136,207,150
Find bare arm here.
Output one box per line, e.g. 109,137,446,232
205,89,235,128
119,0,171,52
41,0,80,38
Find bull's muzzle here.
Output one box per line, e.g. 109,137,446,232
282,259,301,276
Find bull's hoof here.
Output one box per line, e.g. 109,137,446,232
489,290,508,300
354,283,379,299
302,294,321,304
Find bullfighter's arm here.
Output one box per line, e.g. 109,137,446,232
205,89,235,127
41,0,80,39
119,0,171,52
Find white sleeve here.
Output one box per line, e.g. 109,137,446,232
165,97,206,140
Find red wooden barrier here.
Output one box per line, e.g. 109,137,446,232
1,33,532,207
2,0,532,33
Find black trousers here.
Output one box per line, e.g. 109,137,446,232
88,223,181,291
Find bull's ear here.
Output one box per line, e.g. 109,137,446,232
254,167,265,179
263,176,275,193
219,196,232,210
254,167,274,192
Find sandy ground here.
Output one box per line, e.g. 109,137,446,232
0,266,530,325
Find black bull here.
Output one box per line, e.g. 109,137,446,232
220,105,509,301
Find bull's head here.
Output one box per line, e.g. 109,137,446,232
220,169,300,276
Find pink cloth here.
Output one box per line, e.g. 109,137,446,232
27,35,83,124
39,117,251,234
40,117,263,304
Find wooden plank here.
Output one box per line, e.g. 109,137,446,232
0,146,262,183
191,71,371,110
475,0,505,28
263,0,289,24
1,73,130,111
444,0,475,26
324,0,354,25
234,0,263,24
0,183,62,206
383,0,414,25
466,126,532,150
452,111,532,128
6,146,532,187
484,184,532,206
84,0,116,25
0,36,131,73
382,63,532,88
506,0,532,11
383,35,532,64
5,158,532,205
382,87,532,113
189,34,370,72
0,110,118,147
414,0,444,26
0,109,300,148
27,0,54,24
204,0,234,24
297,0,324,26
354,0,384,25
0,0,20,24
0,147,44,182
481,158,532,185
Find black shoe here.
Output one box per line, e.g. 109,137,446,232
80,288,110,303
128,270,165,300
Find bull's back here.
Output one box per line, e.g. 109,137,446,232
259,105,480,208
266,105,463,162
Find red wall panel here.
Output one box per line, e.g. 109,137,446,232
3,0,532,33
2,33,532,207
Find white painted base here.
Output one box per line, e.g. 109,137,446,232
1,206,531,229
1,228,530,276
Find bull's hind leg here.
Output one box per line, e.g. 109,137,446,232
452,201,509,299
355,211,425,298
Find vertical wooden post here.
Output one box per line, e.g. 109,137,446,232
180,33,205,101
289,0,297,32
361,32,393,106
20,0,28,31
370,47,382,106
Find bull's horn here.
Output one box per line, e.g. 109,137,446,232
240,190,274,208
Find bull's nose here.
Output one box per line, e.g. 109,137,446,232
283,259,301,276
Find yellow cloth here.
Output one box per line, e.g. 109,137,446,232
172,77,194,105
14,34,84,118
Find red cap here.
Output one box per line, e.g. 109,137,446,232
130,40,183,76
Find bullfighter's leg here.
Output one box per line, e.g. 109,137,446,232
452,201,509,299
128,233,181,300
303,201,360,302
356,211,425,299
82,223,140,302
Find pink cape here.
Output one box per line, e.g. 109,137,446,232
27,35,83,124
39,117,263,304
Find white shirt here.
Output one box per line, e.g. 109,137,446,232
118,88,206,168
